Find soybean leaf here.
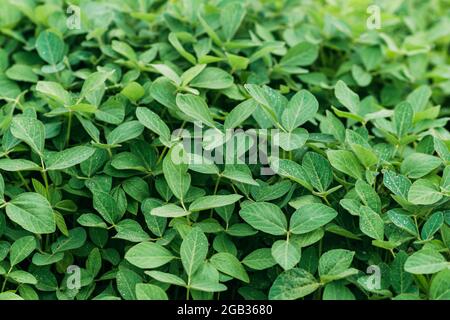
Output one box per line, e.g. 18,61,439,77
125,242,174,269
239,202,288,235
289,203,338,235
269,268,320,300
210,252,249,283
271,240,301,271
180,228,208,277
5,193,55,234
10,116,45,156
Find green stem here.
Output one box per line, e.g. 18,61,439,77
1,267,12,292
156,146,168,165
40,158,49,195
322,195,331,206
5,154,31,191
65,111,72,146
186,286,190,300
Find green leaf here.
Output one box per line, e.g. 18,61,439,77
125,242,174,269
302,152,333,192
189,194,242,212
46,146,95,170
121,82,145,102
36,30,65,65
408,179,442,205
189,262,227,293
163,146,191,202
116,266,142,300
5,192,55,234
168,32,197,64
242,248,277,270
80,71,110,106
421,211,444,240
269,157,312,191
181,64,206,86
10,236,36,266
289,203,338,235
222,164,259,186
434,137,450,162
383,170,411,199
334,80,360,114
318,249,354,278
122,177,150,202
271,240,301,271
406,85,431,112
224,99,258,129
136,107,171,143
351,64,371,87
244,84,286,122
404,249,448,274
151,64,181,85
36,81,72,105
106,121,144,145
281,90,318,132
355,179,381,213
111,40,137,62
51,227,87,253
442,166,450,191
176,93,216,128
145,271,186,287
135,284,168,300
269,268,320,300
0,159,41,171
0,174,4,200
114,219,150,242
280,42,319,67
9,270,37,285
180,227,208,277
151,204,189,218
77,213,107,229
239,202,288,235
387,209,418,236
323,282,355,300
400,153,442,179
327,150,364,180
210,252,249,283
251,180,292,202
220,2,246,41
277,128,309,151
390,251,414,294
6,64,38,83
430,269,450,300
32,252,64,266
359,206,384,240
393,101,413,138
10,116,45,156
0,292,23,300
190,67,233,89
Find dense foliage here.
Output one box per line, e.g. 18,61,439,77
0,0,450,301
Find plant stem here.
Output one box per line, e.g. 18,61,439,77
65,111,72,146
40,157,49,195
1,267,12,292
186,284,190,300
